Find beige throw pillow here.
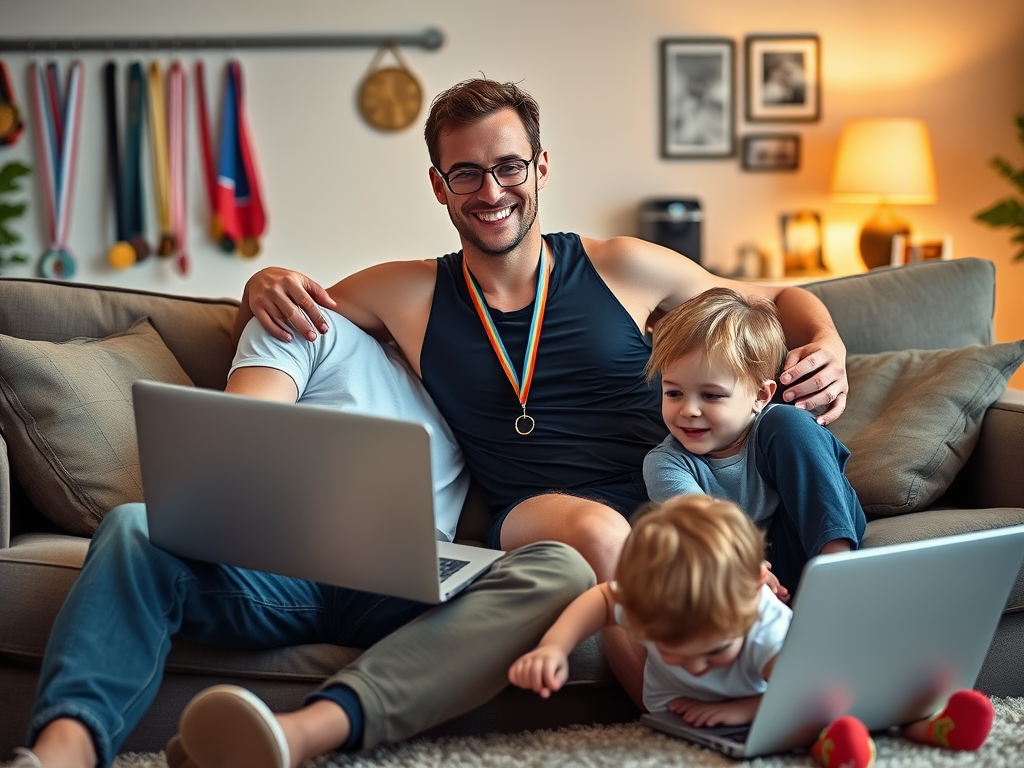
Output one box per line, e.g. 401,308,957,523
0,317,193,535
828,342,1024,517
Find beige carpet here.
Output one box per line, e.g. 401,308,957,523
103,697,1024,768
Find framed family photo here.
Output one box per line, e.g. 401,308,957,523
660,38,735,158
742,133,801,171
745,35,820,122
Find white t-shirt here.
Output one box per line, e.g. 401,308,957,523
231,310,469,541
616,584,792,712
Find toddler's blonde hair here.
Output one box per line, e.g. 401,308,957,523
646,287,787,389
611,494,764,644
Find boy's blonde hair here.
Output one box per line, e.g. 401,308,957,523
646,288,787,389
611,495,764,644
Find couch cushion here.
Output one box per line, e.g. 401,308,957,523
804,258,994,355
0,318,193,535
829,342,1024,517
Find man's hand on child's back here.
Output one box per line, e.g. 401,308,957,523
508,646,570,699
668,695,762,727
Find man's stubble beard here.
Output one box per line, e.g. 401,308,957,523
448,180,539,257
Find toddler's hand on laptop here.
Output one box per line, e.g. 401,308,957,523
508,646,570,699
760,561,790,603
668,695,762,728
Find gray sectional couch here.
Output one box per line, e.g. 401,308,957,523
2,256,1023,757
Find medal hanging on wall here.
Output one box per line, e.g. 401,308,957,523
148,61,177,258
124,62,152,264
168,62,189,276
103,61,136,269
195,60,222,246
461,241,550,436
29,60,84,280
216,60,267,258
0,60,25,147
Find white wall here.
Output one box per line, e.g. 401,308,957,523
3,0,1024,378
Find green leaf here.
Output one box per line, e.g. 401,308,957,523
990,157,1024,195
0,226,20,246
1014,247,1024,262
0,201,27,222
1016,113,1024,147
974,198,1024,228
0,162,31,195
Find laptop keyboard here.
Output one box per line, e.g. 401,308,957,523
439,557,471,582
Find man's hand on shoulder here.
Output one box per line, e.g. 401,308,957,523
246,267,338,343
779,332,848,426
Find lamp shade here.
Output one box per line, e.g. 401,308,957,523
830,118,937,204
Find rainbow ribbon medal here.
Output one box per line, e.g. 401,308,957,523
461,241,549,435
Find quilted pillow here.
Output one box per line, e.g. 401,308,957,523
828,342,1024,517
0,317,193,535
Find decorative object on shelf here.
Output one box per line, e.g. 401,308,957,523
0,160,30,273
0,61,25,147
660,38,735,159
29,60,84,280
780,210,825,275
741,133,800,171
974,113,1024,262
890,234,952,266
745,35,820,123
358,43,423,132
638,198,702,263
830,118,937,270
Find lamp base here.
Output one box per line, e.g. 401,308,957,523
859,204,909,270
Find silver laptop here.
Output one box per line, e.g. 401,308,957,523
133,380,504,604
641,525,1024,758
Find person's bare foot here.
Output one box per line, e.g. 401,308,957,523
17,718,97,768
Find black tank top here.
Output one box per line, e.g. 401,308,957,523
421,232,666,514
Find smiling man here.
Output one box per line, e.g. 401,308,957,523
239,78,849,705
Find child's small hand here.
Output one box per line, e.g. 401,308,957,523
760,561,790,603
667,695,762,727
508,646,570,699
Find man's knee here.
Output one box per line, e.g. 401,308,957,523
505,541,597,603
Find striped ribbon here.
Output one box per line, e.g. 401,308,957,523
148,61,175,256
461,240,549,435
30,60,83,280
168,61,189,276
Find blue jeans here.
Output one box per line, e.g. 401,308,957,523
29,504,594,766
754,405,867,590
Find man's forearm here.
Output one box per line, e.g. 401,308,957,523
773,286,842,349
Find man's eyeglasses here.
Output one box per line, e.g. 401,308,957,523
435,152,538,195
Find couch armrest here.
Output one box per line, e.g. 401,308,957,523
1,433,10,549
950,389,1024,509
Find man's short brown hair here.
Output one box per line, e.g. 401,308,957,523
424,78,541,170
611,495,764,645
646,287,787,390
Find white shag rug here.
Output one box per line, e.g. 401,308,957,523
100,696,1024,768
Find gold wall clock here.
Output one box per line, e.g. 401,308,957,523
358,45,423,132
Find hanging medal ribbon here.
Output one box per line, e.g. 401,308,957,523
0,61,25,147
148,61,176,257
30,60,83,280
216,60,266,258
194,60,222,243
232,61,267,258
168,62,189,276
103,61,135,269
461,242,550,436
124,62,151,262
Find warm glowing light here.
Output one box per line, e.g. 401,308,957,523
830,118,937,204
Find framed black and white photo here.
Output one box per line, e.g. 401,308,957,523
742,133,801,171
660,38,735,158
745,35,820,122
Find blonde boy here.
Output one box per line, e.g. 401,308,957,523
509,495,790,724
644,288,865,593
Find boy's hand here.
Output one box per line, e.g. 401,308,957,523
508,646,570,699
667,695,762,727
760,561,790,603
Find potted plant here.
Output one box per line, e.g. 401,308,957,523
0,160,31,274
974,114,1024,261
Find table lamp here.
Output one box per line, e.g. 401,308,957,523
830,118,937,269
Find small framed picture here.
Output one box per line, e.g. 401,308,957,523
741,133,800,171
660,38,735,158
890,234,953,266
780,210,825,274
745,35,820,122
